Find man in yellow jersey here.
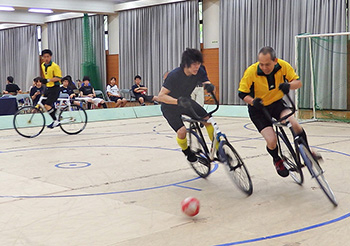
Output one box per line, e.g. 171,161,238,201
238,46,315,178
40,49,62,128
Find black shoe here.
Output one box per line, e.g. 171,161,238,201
182,147,197,162
153,101,159,105
274,159,289,177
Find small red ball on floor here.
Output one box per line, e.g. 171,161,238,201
181,197,200,217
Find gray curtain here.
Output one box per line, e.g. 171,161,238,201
48,15,106,89
220,0,347,106
0,25,39,92
119,0,199,95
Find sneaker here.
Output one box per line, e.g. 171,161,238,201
47,120,60,129
140,103,146,106
274,159,289,177
311,149,323,162
153,101,159,105
182,147,197,162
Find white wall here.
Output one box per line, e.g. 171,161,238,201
108,13,119,55
203,0,219,49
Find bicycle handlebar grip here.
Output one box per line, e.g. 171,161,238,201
204,83,215,93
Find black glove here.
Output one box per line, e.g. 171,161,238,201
279,82,290,94
204,83,215,93
252,98,264,110
40,78,48,84
177,96,192,108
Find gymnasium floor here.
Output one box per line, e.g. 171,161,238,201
0,115,349,246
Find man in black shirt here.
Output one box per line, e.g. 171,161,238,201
131,75,158,106
3,76,21,95
158,48,214,162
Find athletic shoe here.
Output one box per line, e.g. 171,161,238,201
182,147,197,162
47,120,60,129
274,159,289,177
153,101,159,105
141,103,146,106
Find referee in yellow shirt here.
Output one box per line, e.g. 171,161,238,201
238,46,315,178
40,49,62,128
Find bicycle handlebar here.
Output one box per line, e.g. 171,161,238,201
181,91,220,122
261,93,296,125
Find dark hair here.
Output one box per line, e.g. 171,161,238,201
7,76,14,83
134,75,141,80
33,77,41,82
180,48,203,68
61,76,69,82
41,49,53,56
82,76,90,81
258,46,277,60
110,77,117,81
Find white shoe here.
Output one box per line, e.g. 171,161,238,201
47,120,60,129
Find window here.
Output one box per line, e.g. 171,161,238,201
199,0,203,44
37,25,42,55
104,15,109,51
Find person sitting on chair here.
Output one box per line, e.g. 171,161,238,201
132,75,158,106
107,77,127,107
30,77,45,106
3,76,22,95
79,76,107,109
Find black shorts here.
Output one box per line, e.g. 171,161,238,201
249,99,289,132
43,85,60,106
161,100,207,132
109,96,124,102
135,94,154,102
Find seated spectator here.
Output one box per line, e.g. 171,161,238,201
132,75,158,106
3,76,22,95
106,77,127,107
65,75,77,90
30,77,45,106
60,77,81,107
79,76,107,109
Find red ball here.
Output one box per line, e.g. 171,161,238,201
181,197,200,217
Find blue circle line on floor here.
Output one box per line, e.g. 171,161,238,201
215,212,350,246
0,164,219,199
55,162,91,169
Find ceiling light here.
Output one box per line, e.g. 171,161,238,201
0,6,15,11
28,8,53,14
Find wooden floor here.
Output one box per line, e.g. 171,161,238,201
0,116,350,246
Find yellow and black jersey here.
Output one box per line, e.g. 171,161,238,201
41,61,62,87
238,59,299,106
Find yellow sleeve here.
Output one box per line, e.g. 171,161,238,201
53,64,62,78
285,62,299,82
238,67,253,93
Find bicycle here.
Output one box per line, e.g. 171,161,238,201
13,94,88,138
180,92,253,196
261,93,337,206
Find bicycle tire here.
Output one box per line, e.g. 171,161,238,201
299,143,338,206
218,141,253,195
278,131,304,185
188,130,211,178
13,106,45,138
59,105,87,135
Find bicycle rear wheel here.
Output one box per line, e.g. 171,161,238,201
299,143,338,206
59,105,87,135
219,141,253,195
278,131,303,185
13,106,45,138
188,130,211,178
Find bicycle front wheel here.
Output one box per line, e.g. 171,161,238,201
188,130,211,178
219,141,253,195
278,132,304,185
59,105,87,135
299,143,338,206
13,106,45,138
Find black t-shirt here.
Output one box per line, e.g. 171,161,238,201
30,86,45,105
6,83,21,94
131,84,146,96
60,86,74,96
162,66,209,99
79,85,94,96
